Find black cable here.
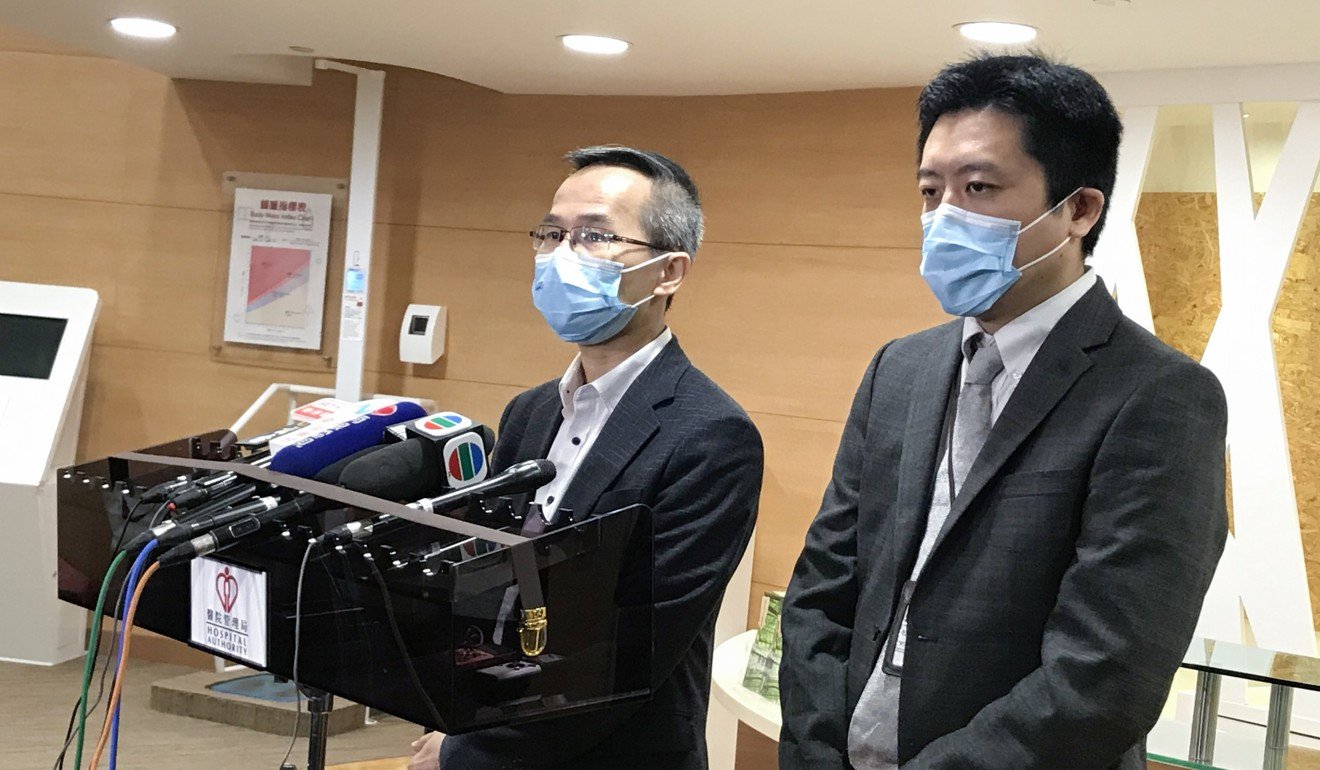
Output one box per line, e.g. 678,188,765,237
361,548,444,728
278,541,316,769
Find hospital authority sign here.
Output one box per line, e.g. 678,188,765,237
190,557,268,668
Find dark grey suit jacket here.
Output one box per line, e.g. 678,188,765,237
779,281,1228,769
441,337,764,770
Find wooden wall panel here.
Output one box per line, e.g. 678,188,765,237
749,413,846,589
0,193,123,346
0,52,136,203
366,66,924,250
680,242,943,420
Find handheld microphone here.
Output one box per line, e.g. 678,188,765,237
317,460,553,547
413,460,555,516
157,494,323,566
168,472,242,509
132,445,363,552
138,475,191,503
149,496,281,557
267,401,426,479
153,440,426,564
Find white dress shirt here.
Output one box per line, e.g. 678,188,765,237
533,326,673,522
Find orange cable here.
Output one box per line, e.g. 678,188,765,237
87,560,161,769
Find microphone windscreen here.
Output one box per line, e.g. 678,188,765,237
268,401,427,478
313,444,388,484
339,438,446,500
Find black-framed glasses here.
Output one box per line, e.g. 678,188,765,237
529,225,665,258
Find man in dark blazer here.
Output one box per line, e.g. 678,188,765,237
779,55,1228,769
409,145,763,769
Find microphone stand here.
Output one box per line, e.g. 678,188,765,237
299,685,334,770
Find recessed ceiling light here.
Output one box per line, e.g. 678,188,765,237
955,21,1038,45
560,34,630,55
109,17,176,39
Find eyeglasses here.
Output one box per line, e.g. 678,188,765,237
529,225,665,258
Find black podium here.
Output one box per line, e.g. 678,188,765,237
56,429,654,739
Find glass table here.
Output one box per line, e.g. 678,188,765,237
713,632,1320,769
1167,637,1320,770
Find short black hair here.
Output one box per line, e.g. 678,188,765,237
563,145,704,258
917,53,1122,256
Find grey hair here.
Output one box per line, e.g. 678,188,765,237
563,145,704,258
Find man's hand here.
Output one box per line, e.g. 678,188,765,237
408,731,444,770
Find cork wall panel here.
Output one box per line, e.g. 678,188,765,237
1138,191,1320,628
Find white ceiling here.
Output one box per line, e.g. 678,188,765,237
2,1,1320,95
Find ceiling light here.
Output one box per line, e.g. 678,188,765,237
560,34,630,55
956,21,1038,45
109,17,176,39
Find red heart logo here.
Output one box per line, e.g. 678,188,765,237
215,568,239,614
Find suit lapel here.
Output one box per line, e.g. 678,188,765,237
880,322,963,596
927,281,1121,559
558,339,684,519
523,389,564,461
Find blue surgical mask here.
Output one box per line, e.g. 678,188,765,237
919,189,1079,316
532,245,672,345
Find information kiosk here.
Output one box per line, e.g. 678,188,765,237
0,280,98,664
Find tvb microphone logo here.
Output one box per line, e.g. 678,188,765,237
444,434,488,489
417,411,473,436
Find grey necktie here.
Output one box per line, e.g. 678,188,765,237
950,333,1004,490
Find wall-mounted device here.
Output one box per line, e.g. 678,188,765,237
399,304,446,365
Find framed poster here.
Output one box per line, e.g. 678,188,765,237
223,187,333,349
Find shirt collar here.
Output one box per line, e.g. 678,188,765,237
558,327,673,413
962,269,1098,377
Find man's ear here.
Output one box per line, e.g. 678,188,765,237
1069,188,1105,241
654,253,691,301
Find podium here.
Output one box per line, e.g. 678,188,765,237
56,429,655,738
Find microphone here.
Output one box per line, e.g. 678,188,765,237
413,460,555,516
337,438,448,501
314,419,495,546
401,411,496,490
168,473,242,509
267,400,426,479
405,414,494,482
147,496,282,556
157,494,322,566
153,439,423,564
138,450,269,504
132,446,365,552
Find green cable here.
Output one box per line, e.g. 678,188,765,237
72,549,128,770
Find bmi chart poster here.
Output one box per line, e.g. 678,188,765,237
223,188,332,349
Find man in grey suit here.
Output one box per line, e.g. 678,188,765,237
779,54,1228,769
409,146,763,769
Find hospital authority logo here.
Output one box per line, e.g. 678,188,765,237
190,558,268,668
216,567,239,612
